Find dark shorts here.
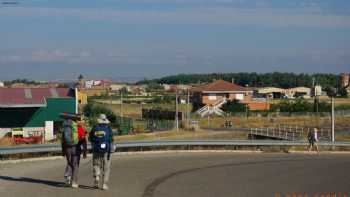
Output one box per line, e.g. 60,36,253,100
308,140,315,146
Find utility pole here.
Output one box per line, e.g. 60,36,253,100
207,115,210,127
187,90,190,128
120,90,123,124
331,97,335,142
140,102,143,120
109,88,112,106
175,91,179,132
245,102,248,118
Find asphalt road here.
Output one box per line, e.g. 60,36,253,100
0,152,349,197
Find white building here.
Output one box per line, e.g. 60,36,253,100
312,85,323,97
110,83,129,92
0,81,4,87
258,87,312,99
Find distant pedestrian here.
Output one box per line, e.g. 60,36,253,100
89,114,114,190
307,128,319,153
61,115,87,188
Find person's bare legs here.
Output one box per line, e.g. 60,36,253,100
315,143,319,154
308,144,312,152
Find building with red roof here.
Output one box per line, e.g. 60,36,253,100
0,88,74,107
191,80,269,116
0,88,77,140
191,80,252,107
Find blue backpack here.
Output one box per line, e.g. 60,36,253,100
91,124,112,153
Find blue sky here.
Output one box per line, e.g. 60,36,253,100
0,0,349,81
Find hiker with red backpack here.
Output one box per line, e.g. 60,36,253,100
61,114,87,188
89,114,114,190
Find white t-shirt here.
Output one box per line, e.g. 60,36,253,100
314,131,318,141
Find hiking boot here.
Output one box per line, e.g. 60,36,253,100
71,182,79,188
94,178,99,188
65,176,72,186
102,184,109,190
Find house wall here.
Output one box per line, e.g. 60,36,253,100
201,92,252,105
192,91,270,111
77,91,88,105
80,88,108,97
202,93,225,105
247,102,270,111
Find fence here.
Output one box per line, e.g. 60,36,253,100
225,110,350,118
249,125,331,141
146,119,175,132
115,116,133,135
2,140,350,156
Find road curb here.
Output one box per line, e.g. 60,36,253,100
114,150,264,156
0,150,263,164
288,151,350,154
2,150,350,164
0,156,65,164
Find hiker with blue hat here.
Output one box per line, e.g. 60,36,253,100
89,114,114,190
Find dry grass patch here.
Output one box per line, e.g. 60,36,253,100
0,137,13,146
114,129,247,142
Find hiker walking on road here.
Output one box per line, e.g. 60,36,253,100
307,128,319,153
61,114,87,188
89,114,114,190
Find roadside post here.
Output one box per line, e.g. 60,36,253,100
175,91,179,132
331,97,335,142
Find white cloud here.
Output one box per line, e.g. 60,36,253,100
0,49,93,64
1,6,350,27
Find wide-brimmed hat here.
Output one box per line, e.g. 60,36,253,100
97,114,110,124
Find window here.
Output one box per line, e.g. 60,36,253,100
235,94,244,100
208,94,217,100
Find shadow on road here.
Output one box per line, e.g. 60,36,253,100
0,176,96,190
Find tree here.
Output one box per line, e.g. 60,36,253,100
119,87,129,95
221,100,247,113
83,102,117,127
271,98,330,113
78,74,84,81
338,87,348,98
138,72,338,89
324,86,337,97
146,82,164,92
292,98,313,112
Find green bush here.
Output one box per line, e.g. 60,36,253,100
222,99,247,113
335,104,350,110
271,98,331,113
146,82,164,92
83,102,117,127
151,95,176,104
338,87,349,98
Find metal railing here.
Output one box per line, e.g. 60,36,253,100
1,140,350,156
248,126,332,141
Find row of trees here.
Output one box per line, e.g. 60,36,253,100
139,72,347,97
4,78,43,86
139,72,340,89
